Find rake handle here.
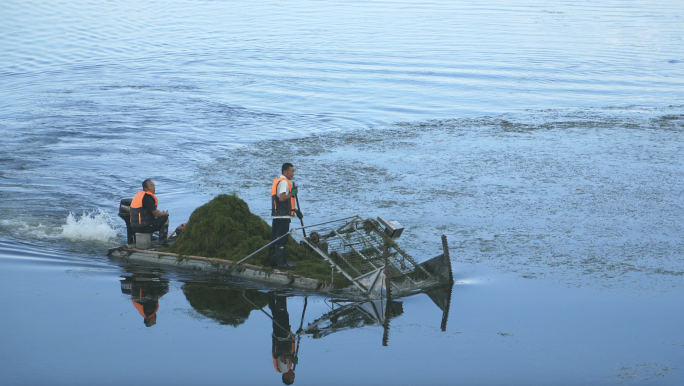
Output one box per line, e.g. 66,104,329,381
293,182,306,238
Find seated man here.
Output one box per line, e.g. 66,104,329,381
130,179,170,244
120,272,170,328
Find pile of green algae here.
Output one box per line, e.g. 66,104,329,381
165,194,349,287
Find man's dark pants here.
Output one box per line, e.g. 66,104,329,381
132,215,168,236
269,219,290,266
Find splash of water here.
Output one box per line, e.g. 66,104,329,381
60,209,119,242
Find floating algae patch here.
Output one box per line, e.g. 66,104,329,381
165,194,350,287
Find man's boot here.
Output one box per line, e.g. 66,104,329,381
159,225,169,246
275,246,294,270
268,245,277,267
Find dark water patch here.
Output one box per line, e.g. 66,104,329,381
652,114,684,130
99,83,200,92
616,363,680,383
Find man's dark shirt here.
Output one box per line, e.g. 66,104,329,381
142,194,157,214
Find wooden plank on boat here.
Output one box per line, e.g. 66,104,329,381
108,246,336,293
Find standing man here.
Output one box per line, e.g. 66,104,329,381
269,163,303,269
130,179,170,245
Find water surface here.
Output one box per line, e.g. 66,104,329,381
1,0,683,384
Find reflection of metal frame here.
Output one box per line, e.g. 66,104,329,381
298,282,453,345
300,298,402,340
426,283,453,332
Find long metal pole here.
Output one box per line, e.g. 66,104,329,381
293,296,308,371
232,215,360,268
232,231,291,268
289,215,360,231
293,182,307,238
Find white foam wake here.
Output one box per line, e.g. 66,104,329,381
0,219,57,240
60,209,119,242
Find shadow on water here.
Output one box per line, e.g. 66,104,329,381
118,264,453,384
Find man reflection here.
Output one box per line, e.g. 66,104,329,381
269,292,296,385
120,272,169,327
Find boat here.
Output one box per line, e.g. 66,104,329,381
109,199,454,301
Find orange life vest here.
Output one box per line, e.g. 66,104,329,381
271,177,296,217
272,338,295,373
130,190,158,228
132,300,159,319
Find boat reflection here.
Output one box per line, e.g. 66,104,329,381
239,291,410,384
118,267,452,383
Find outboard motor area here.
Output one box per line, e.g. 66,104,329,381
118,198,134,243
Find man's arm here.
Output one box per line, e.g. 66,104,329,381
278,180,296,202
280,189,302,219
152,209,168,217
143,195,168,217
279,192,293,202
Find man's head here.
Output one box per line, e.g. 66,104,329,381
282,369,295,385
144,314,157,327
282,163,295,180
142,179,156,194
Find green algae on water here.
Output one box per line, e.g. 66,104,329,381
165,194,350,287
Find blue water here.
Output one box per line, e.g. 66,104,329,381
1,0,683,384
